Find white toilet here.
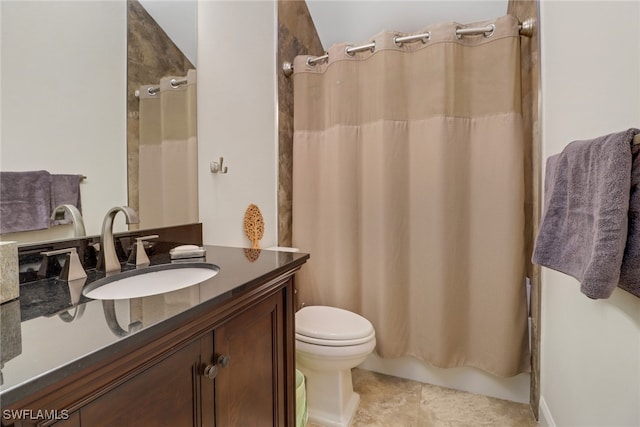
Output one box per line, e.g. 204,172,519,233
295,305,376,427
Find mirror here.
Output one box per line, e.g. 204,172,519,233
0,0,197,244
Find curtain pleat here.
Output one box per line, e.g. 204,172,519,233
138,69,198,228
292,15,529,377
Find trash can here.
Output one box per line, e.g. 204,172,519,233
296,369,308,427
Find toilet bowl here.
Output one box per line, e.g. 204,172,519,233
295,306,376,427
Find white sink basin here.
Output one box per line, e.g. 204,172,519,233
83,263,219,300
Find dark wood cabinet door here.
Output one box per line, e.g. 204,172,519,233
213,290,285,427
51,411,80,427
80,340,202,427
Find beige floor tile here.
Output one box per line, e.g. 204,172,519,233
306,368,537,427
418,382,537,427
351,369,421,427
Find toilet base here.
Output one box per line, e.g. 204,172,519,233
299,366,360,427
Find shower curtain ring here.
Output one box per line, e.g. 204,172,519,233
483,24,496,38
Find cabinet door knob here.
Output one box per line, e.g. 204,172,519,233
203,363,218,380
216,354,231,368
202,355,229,380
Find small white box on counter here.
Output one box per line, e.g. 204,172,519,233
0,241,19,304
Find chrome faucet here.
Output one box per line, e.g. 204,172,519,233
99,206,139,274
51,204,86,237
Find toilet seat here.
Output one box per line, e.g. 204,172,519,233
295,330,375,346
296,306,375,347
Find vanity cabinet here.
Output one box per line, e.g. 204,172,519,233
209,290,286,426
3,273,297,427
49,413,79,427
80,339,202,426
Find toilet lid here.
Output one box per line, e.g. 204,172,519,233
296,306,374,341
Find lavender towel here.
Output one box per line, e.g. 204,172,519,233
0,171,52,234
532,128,640,299
618,141,640,297
51,174,83,225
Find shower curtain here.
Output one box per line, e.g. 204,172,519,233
138,69,198,228
292,15,529,377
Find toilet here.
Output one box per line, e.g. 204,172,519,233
295,305,376,427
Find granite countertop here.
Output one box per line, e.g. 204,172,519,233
0,245,309,406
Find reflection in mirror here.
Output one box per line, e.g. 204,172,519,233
127,0,198,230
102,299,143,338
58,304,86,323
1,1,127,243
0,0,198,244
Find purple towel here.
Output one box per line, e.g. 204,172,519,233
532,128,640,299
0,171,52,233
51,174,83,225
618,142,640,297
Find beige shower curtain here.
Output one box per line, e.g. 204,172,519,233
138,69,198,228
292,15,529,377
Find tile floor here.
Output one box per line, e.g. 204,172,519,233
308,368,538,427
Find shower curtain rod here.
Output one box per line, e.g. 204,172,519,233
134,77,189,97
282,18,535,77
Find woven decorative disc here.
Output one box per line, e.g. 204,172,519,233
244,204,264,249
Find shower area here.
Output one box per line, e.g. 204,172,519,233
278,0,541,415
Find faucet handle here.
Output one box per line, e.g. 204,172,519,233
39,248,87,281
136,234,159,241
130,235,159,268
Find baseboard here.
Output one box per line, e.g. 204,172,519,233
359,353,530,404
538,396,556,427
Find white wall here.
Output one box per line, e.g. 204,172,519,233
197,1,278,248
539,1,640,426
1,1,128,242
